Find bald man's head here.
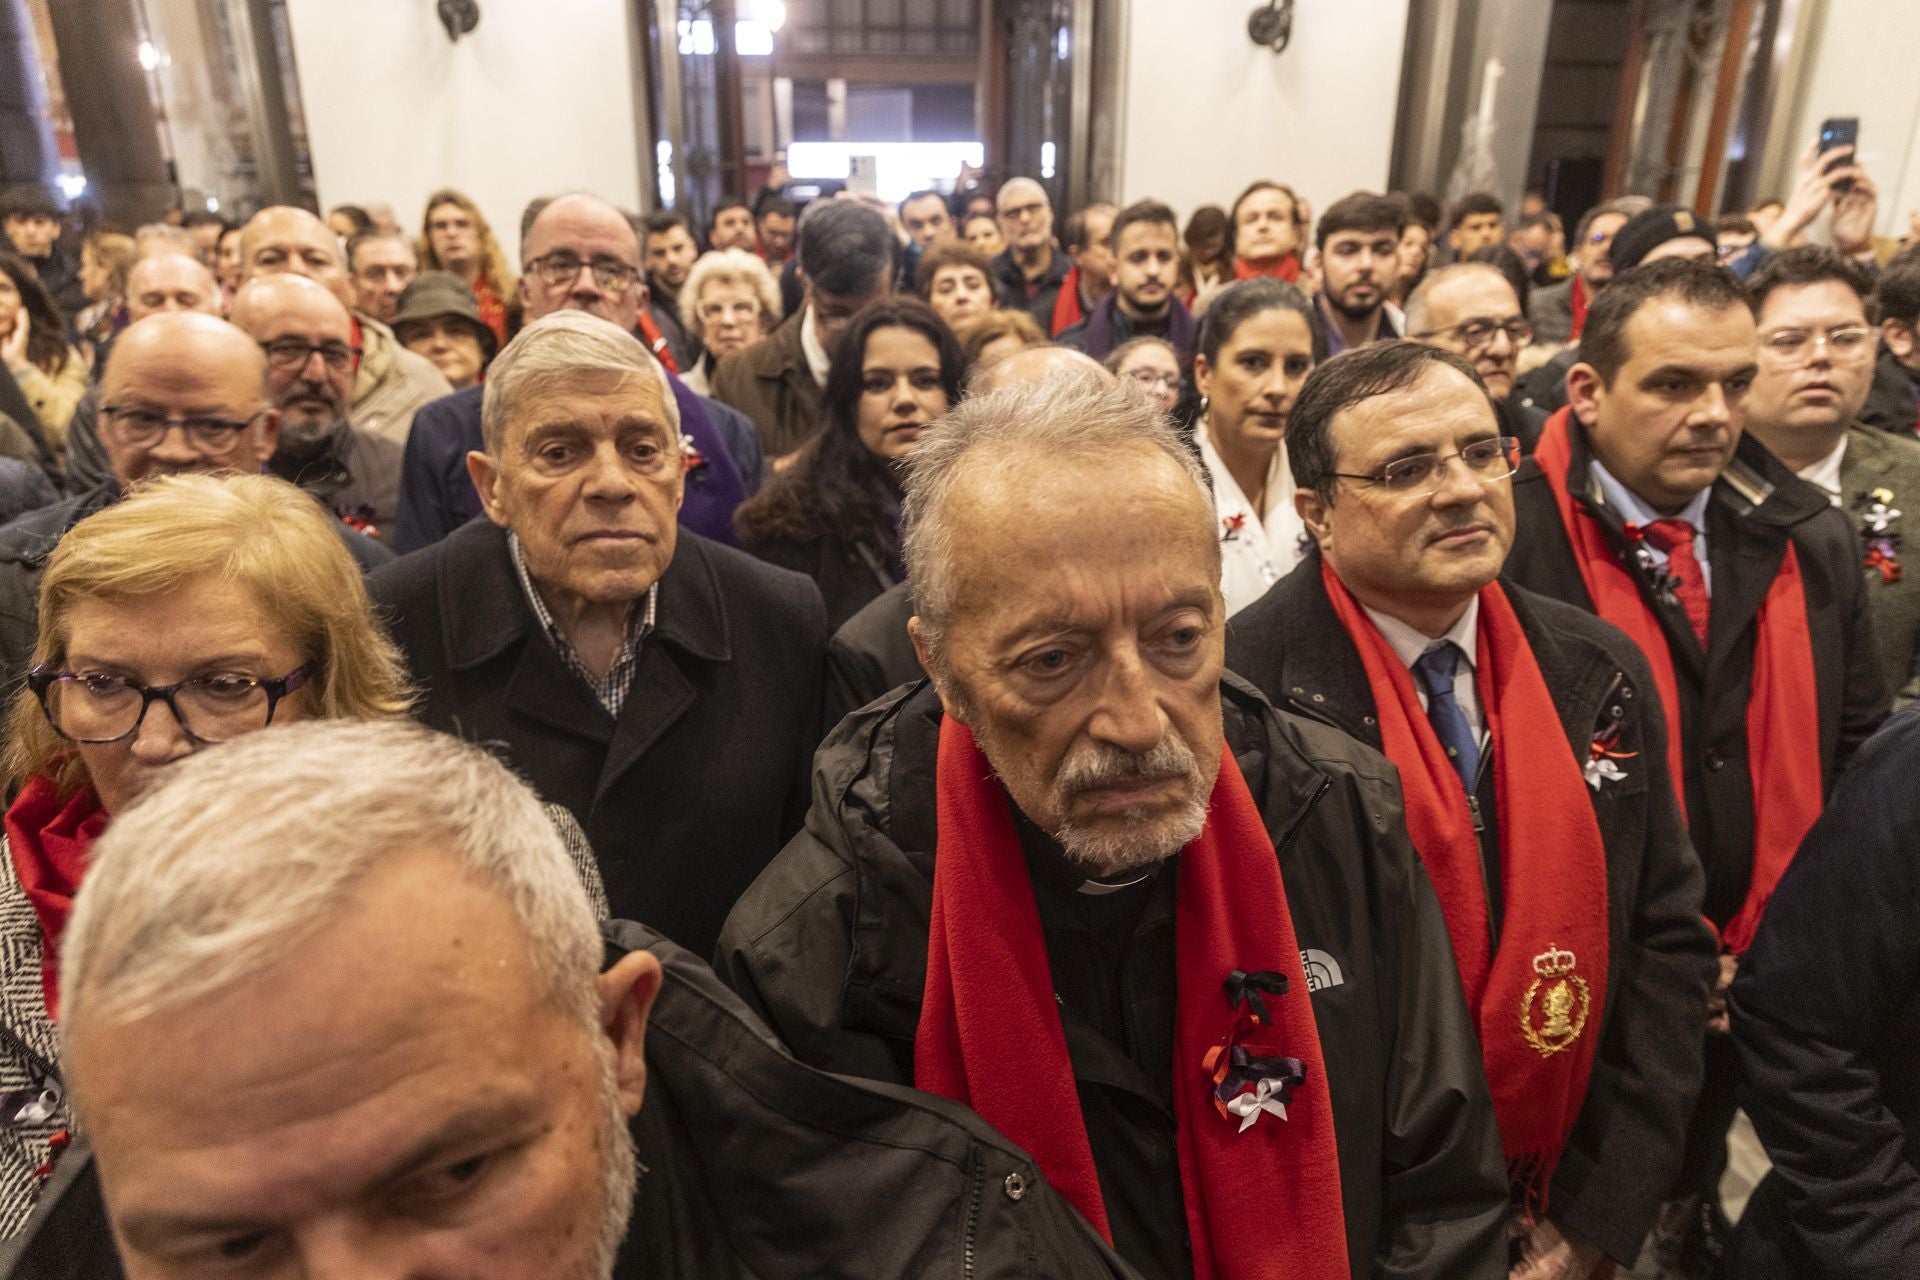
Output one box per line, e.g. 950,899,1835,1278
126,253,220,322
969,344,1111,395
98,313,277,488
517,193,645,328
242,206,352,307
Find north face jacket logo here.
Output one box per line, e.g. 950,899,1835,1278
1301,949,1345,993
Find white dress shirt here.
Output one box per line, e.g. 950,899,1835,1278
1362,597,1486,743
1796,437,1849,506
1198,425,1309,617
1589,459,1715,594
799,305,831,388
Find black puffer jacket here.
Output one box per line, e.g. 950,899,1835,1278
717,678,1511,1279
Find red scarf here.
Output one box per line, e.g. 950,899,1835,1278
1568,275,1592,341
1234,254,1301,285
3,777,108,1019
1533,409,1822,951
915,718,1349,1279
1320,562,1607,1213
471,276,510,347
1051,265,1086,336
635,310,683,376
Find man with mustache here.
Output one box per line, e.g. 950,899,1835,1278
1503,257,1888,1268
1225,341,1717,1279
1057,200,1195,366
720,375,1510,1279
369,310,827,959
1314,193,1408,356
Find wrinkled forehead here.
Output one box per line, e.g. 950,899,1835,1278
501,365,669,440
527,202,640,264
1428,272,1521,325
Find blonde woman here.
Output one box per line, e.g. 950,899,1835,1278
677,248,782,396
419,188,516,346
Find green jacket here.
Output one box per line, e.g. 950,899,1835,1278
1838,424,1920,701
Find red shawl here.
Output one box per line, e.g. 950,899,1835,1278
1321,562,1607,1213
1568,275,1592,342
1234,254,1302,285
1533,409,1822,951
1051,265,1086,336
915,718,1349,1279
3,776,108,1019
471,276,510,347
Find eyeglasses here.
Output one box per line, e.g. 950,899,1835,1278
1126,370,1181,392
1759,325,1874,362
28,666,309,745
1412,317,1533,351
260,338,360,373
99,405,266,453
998,201,1047,223
1331,436,1521,496
697,299,760,323
528,252,640,292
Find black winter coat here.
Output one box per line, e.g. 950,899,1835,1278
368,519,828,957
0,921,1143,1280
1726,707,1920,1280
1503,426,1888,930
744,528,897,633
825,578,920,725
716,679,1512,1280
1224,558,1718,1266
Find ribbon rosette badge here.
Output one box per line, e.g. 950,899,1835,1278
1203,968,1309,1135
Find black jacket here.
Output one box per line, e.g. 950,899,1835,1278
0,482,392,698
992,245,1072,333
0,921,1142,1280
1725,706,1920,1280
1224,558,1718,1266
368,519,828,958
716,679,1511,1280
825,579,920,726
744,529,898,633
1503,426,1888,929
1859,344,1920,436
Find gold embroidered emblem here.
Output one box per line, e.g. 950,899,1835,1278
1520,945,1590,1057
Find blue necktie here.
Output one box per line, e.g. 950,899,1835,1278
1413,643,1479,793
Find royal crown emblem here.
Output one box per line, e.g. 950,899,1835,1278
1520,945,1591,1058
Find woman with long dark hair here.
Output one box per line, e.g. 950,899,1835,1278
0,251,85,453
735,298,964,628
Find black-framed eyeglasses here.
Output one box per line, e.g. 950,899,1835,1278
260,338,360,373
1330,436,1521,496
528,252,640,292
1411,317,1533,351
98,405,267,453
27,666,309,745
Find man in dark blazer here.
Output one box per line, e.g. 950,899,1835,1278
1226,342,1715,1275
1502,258,1888,1266
1739,246,1920,703
370,310,828,958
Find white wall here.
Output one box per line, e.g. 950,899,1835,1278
282,0,645,271
1777,0,1920,240
1115,0,1411,219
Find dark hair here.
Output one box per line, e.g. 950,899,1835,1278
1403,192,1443,232
1109,200,1178,254
1467,244,1531,313
1514,212,1556,237
1713,213,1756,238
797,201,895,296
1879,250,1920,328
706,198,752,237
328,204,373,237
1315,192,1409,251
0,187,59,224
1287,341,1491,501
346,229,414,273
961,212,998,237
1578,257,1754,386
914,240,995,297
1573,198,1636,247
1184,206,1230,257
755,195,797,222
1198,277,1317,368
1060,202,1114,253
180,210,229,233
1103,335,1177,374
518,196,553,247
1744,245,1873,317
0,249,70,375
643,210,692,241
734,297,964,550
1447,192,1505,234
1229,181,1297,230
899,189,946,218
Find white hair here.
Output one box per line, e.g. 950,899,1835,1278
60,720,604,1034
481,309,681,454
678,248,783,340
995,177,1051,213
902,376,1216,667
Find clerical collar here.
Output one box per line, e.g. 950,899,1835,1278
1011,805,1168,897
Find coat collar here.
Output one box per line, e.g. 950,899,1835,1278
747,311,811,385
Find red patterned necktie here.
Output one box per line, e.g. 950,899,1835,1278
1641,519,1710,648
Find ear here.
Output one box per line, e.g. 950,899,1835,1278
595,950,662,1118
1295,486,1332,549
1883,318,1916,363
907,616,965,724
252,409,281,466
1565,361,1604,428
468,449,509,526
1193,352,1214,401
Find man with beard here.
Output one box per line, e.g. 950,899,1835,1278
1226,342,1716,1278
706,198,759,253
990,177,1071,331
24,719,1134,1280
231,274,403,541
719,375,1510,1279
1314,193,1407,356
1057,200,1195,365
1408,263,1547,449
1504,258,1887,1271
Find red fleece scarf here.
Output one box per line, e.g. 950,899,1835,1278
1234,254,1301,285
915,718,1349,1280
1051,265,1086,336
1568,275,1591,341
1533,409,1822,951
1321,562,1607,1213
471,276,510,347
3,776,107,1019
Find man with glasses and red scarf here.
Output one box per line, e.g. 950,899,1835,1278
1227,341,1717,1279
1504,258,1888,1274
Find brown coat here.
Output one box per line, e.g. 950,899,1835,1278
708,311,824,460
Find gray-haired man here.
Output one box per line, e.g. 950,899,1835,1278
369,310,827,959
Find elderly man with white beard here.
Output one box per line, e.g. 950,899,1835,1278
719,376,1510,1279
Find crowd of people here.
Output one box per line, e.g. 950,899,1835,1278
0,130,1912,1280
